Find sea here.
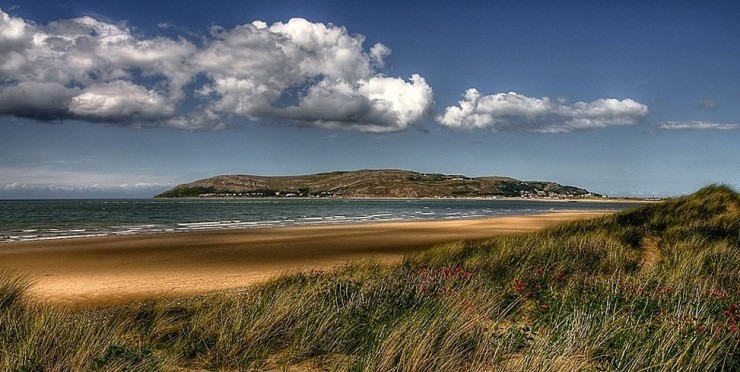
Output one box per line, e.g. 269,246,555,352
0,198,645,243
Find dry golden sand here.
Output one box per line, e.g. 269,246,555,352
0,212,606,307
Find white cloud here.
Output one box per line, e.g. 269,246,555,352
370,43,391,67
438,89,649,133
0,81,78,119
657,121,739,130
274,74,433,132
0,10,194,125
0,10,432,132
0,181,174,198
68,80,174,122
1,182,172,192
695,100,719,110
0,9,27,45
266,18,375,82
10,9,722,136
187,17,431,131
0,165,175,193
166,109,226,131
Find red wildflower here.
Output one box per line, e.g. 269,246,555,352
731,302,738,310
454,266,462,274
724,310,733,318
729,325,737,332
443,268,452,277
698,325,706,332
540,303,549,312
513,279,527,293
463,271,471,280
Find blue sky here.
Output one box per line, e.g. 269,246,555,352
1,0,738,198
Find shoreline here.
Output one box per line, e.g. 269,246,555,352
1,208,622,244
151,195,661,202
0,211,609,307
2,194,651,243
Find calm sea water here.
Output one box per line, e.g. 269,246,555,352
0,198,644,242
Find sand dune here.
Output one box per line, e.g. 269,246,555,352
0,212,606,307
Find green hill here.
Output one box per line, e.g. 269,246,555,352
155,169,597,198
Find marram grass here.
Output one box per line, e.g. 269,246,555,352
1,185,738,371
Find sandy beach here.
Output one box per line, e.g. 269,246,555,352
0,212,606,307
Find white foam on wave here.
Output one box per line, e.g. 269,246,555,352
2,199,629,243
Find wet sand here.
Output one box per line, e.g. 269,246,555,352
0,212,607,307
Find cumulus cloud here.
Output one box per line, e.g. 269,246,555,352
438,89,649,133
68,80,174,122
0,81,78,120
0,10,195,126
274,74,433,133
0,10,432,132
370,43,391,67
656,121,739,130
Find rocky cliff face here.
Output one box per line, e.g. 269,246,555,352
155,169,598,198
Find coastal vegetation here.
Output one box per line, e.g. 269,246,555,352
155,169,597,198
1,185,738,370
